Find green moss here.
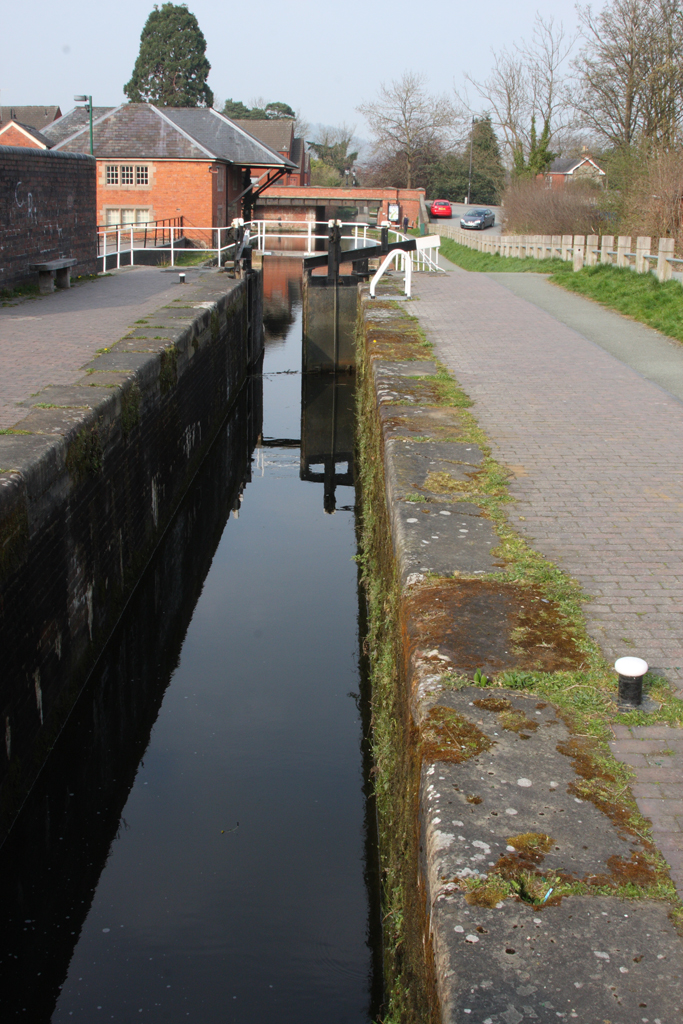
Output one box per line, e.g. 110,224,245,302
159,346,178,394
356,312,440,1024
120,383,141,437
65,424,103,482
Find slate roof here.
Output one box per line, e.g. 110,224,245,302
163,108,296,168
0,105,61,130
549,155,605,175
48,104,296,169
232,119,294,154
0,120,52,147
43,107,114,146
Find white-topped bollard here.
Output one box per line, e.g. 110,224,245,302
179,272,186,284
614,656,648,706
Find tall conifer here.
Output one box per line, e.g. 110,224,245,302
124,3,213,107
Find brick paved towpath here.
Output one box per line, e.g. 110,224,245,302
412,264,683,888
0,267,200,429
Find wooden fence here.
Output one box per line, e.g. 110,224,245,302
432,223,682,282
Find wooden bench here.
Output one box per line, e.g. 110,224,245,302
28,257,78,295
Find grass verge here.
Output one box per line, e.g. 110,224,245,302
551,261,683,344
437,236,572,274
435,234,683,346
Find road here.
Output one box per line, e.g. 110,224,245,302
426,199,503,235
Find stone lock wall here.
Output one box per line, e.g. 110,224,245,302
0,270,263,836
0,146,97,291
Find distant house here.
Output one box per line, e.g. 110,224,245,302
233,119,310,187
0,106,61,150
44,103,296,228
544,155,606,189
0,120,52,149
0,106,61,131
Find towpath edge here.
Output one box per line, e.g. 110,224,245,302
356,285,683,1024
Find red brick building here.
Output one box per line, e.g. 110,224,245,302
542,155,606,190
255,185,426,228
0,121,52,149
0,106,62,150
44,103,295,229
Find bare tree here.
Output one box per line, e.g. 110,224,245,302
463,14,576,166
357,72,461,188
572,0,683,149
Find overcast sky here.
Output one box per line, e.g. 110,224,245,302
2,0,585,136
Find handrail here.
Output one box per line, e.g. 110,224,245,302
96,220,443,272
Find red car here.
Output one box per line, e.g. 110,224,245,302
430,199,452,218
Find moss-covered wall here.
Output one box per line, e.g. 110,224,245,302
0,270,263,838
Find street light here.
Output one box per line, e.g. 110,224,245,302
74,94,93,156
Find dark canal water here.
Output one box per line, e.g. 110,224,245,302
0,258,381,1022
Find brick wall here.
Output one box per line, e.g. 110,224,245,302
0,124,44,148
0,146,96,291
96,159,240,236
258,185,426,228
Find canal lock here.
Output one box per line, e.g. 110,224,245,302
0,256,384,1023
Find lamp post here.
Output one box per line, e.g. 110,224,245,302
466,115,475,206
74,94,93,155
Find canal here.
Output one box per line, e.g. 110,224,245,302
0,258,381,1022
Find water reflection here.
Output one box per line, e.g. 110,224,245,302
0,374,262,1022
263,255,302,342
301,372,355,514
0,258,379,1023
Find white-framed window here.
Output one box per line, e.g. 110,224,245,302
104,208,152,226
104,164,150,187
217,166,225,192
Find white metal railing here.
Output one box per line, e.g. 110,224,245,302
96,219,443,273
370,235,442,297
246,219,370,255
247,220,443,272
97,225,235,270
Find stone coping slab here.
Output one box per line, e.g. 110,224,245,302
392,500,501,583
433,893,682,1023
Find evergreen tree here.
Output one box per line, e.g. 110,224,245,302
222,99,253,119
124,3,213,108
470,115,505,197
513,116,555,178
222,99,296,121
427,117,505,204
264,102,296,120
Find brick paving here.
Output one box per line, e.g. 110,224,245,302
411,265,683,889
0,267,191,429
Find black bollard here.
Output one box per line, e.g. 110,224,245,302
614,657,648,706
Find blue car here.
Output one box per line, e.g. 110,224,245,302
460,208,495,230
